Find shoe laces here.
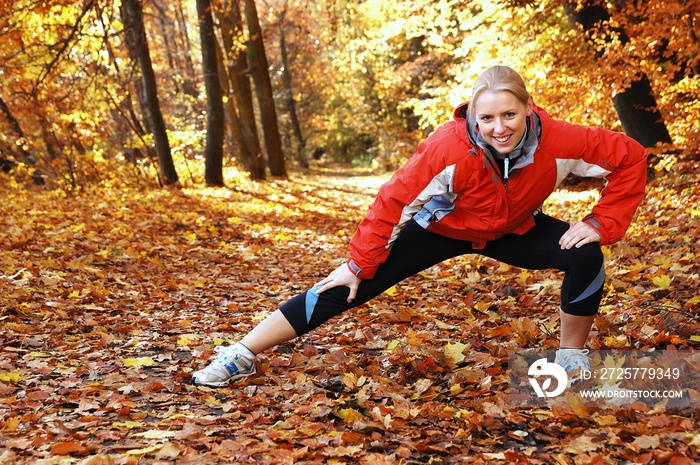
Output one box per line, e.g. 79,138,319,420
556,349,590,371
210,345,250,371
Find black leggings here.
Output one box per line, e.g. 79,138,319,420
280,214,605,336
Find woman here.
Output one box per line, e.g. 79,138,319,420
192,66,648,387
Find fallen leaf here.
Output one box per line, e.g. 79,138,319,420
652,274,673,289
123,357,155,368
154,442,183,459
593,415,618,426
565,435,600,454
632,435,661,450
444,341,467,364
125,445,163,456
76,455,114,465
334,408,364,425
50,441,88,456
133,429,177,440
111,421,144,429
2,417,20,434
0,372,23,383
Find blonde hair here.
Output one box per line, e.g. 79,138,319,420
469,66,532,121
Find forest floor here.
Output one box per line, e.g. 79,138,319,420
0,164,699,464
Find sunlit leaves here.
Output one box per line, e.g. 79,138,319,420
652,274,673,289
123,357,156,368
0,371,23,383
133,429,177,440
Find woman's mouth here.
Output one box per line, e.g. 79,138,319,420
493,134,512,144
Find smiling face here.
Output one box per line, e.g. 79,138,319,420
473,90,532,155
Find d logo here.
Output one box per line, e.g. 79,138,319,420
528,357,568,398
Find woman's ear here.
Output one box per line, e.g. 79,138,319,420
526,97,533,116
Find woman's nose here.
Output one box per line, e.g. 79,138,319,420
493,118,505,133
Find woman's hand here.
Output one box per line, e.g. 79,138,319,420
559,221,602,250
315,263,362,302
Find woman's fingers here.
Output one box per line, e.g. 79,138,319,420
314,263,362,302
560,221,602,249
346,283,358,302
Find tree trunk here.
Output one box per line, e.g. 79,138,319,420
214,37,247,164
196,0,225,187
0,95,34,166
611,77,671,148
215,2,265,180
173,0,199,98
564,0,671,148
216,2,266,180
120,0,179,186
151,0,181,94
278,8,308,169
244,0,287,177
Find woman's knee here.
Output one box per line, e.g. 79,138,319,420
561,243,605,316
565,242,604,272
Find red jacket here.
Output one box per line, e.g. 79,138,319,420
347,102,648,280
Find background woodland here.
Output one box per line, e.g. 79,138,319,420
0,0,698,188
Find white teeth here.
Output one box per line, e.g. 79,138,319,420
494,135,510,142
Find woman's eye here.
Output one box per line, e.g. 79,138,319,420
480,116,492,122
505,112,515,118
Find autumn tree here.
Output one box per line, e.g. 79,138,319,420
0,96,33,171
602,0,700,155
120,0,180,186
259,0,337,165
563,0,672,148
216,0,267,180
277,3,308,169
295,0,476,167
244,0,287,177
196,0,225,187
215,34,251,176
151,0,199,99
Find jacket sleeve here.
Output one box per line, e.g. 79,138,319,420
347,124,459,279
554,120,648,244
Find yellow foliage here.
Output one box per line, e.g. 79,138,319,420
652,275,673,289
0,372,23,383
383,285,398,297
123,357,156,368
111,421,145,429
444,341,467,364
334,408,364,424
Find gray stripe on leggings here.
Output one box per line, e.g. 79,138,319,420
569,263,605,304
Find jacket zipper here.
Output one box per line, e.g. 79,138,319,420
479,148,510,192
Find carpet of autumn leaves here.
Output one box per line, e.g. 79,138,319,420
1,164,699,465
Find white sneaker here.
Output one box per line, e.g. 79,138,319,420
554,348,590,372
192,343,256,387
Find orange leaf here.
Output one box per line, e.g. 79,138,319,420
143,381,166,392
26,390,50,401
50,441,88,456
463,291,474,307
